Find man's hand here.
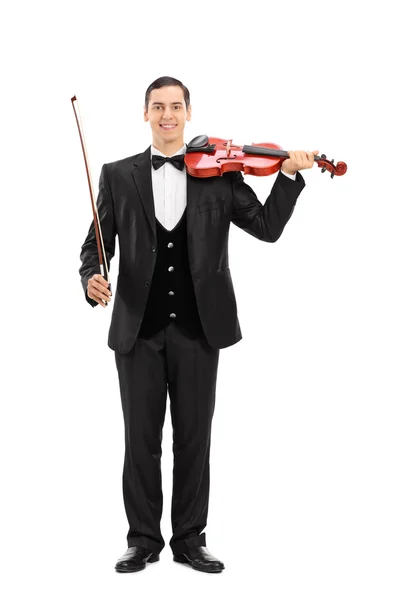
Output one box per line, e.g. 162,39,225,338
87,274,112,308
281,149,319,176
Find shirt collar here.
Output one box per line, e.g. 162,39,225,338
151,144,186,158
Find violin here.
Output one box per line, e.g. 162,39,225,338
184,135,347,179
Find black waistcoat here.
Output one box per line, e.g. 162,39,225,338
138,207,204,339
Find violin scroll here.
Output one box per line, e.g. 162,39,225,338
316,153,347,178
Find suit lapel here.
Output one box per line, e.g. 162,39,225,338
131,146,156,237
186,172,201,239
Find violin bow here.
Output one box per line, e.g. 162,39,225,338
71,95,111,303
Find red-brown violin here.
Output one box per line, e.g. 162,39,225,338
185,135,347,179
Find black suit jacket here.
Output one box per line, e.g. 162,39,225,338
79,146,305,352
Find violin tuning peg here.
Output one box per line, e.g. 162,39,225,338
331,172,334,179
321,166,326,173
331,159,334,164
321,153,326,159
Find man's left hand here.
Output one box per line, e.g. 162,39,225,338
281,149,319,176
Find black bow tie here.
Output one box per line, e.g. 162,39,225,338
152,154,185,171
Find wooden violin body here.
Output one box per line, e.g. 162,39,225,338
184,136,347,179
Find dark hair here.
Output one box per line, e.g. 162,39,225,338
144,76,190,110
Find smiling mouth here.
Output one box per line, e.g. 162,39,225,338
160,124,177,130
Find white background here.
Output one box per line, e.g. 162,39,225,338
1,1,399,598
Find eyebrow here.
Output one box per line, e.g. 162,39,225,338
151,102,183,106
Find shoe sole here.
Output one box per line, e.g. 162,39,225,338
115,553,160,573
173,554,224,573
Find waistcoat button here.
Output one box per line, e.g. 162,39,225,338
168,291,174,295
145,281,150,287
167,242,174,248
169,313,176,318
168,266,174,272
152,246,156,252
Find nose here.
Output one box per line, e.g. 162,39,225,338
162,106,173,120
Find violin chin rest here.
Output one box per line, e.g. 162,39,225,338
187,134,209,149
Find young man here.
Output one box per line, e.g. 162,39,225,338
79,76,317,574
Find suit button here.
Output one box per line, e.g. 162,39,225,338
167,242,174,248
168,266,174,272
152,246,156,252
168,291,174,295
145,281,151,287
169,313,176,318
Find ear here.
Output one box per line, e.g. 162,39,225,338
144,105,149,122
186,104,192,122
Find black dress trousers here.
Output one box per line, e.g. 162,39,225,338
114,321,220,555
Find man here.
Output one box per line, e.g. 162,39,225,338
79,76,317,574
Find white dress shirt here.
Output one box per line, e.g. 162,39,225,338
150,144,297,231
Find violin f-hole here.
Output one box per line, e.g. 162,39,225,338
216,155,238,163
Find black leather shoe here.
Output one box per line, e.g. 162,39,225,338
115,546,160,573
173,546,224,573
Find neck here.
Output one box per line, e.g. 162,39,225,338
152,137,185,156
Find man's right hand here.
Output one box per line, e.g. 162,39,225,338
87,274,112,308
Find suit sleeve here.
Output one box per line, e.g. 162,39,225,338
230,169,306,242
78,163,117,307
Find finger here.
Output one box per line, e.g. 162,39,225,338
101,278,112,296
97,296,108,307
300,150,311,168
308,150,319,166
301,151,308,168
290,150,299,168
89,292,106,307
93,273,108,286
89,275,107,294
305,151,314,167
91,279,112,297
98,289,112,303
89,285,111,303
296,150,308,169
298,151,307,168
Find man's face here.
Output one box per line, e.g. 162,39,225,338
144,85,191,148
